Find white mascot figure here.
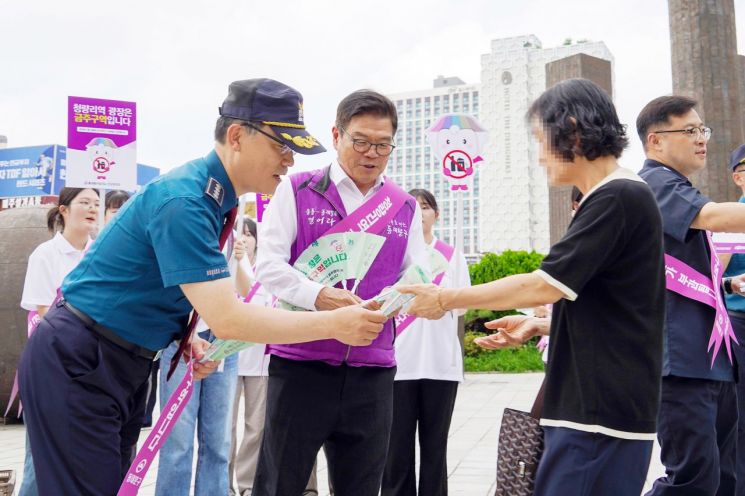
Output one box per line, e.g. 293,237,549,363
85,137,119,180
427,114,488,191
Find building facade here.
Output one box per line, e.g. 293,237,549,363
479,35,614,254
387,76,482,259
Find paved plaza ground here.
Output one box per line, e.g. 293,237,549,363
0,372,665,495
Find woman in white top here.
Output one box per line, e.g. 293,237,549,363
382,188,471,496
19,187,99,496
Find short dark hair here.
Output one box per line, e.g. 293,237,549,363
214,116,258,144
635,95,697,149
336,90,398,135
528,78,628,161
409,188,438,213
105,190,130,211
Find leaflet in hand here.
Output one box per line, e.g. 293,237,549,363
200,339,255,362
371,265,431,318
294,234,350,287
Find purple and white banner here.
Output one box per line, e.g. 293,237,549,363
712,232,745,254
67,96,137,190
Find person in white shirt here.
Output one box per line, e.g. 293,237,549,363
382,188,470,496
19,187,99,496
229,217,319,496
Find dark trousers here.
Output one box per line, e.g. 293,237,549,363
647,375,738,496
730,312,745,496
253,355,396,496
381,379,458,496
534,426,653,496
18,304,153,495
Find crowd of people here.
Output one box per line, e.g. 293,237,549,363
12,75,745,496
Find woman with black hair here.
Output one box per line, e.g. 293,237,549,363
400,78,665,496
104,190,131,224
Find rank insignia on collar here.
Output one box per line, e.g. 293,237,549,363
205,177,225,206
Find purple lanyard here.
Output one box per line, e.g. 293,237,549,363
394,240,455,337
664,231,739,366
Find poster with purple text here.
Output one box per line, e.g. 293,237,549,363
67,96,137,190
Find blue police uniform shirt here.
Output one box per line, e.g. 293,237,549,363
62,150,237,351
640,159,734,382
724,197,745,312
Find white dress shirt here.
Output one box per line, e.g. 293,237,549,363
256,159,429,310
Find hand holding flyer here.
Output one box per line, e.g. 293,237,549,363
370,265,431,318
199,338,254,362
280,232,430,319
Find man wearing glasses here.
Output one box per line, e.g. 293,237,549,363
18,79,387,495
638,96,745,495
254,90,429,495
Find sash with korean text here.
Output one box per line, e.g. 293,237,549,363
323,179,411,237
664,231,738,367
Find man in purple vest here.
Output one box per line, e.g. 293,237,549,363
254,90,429,495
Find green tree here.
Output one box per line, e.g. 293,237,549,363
465,250,545,333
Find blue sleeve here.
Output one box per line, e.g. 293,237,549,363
644,169,710,243
148,197,230,287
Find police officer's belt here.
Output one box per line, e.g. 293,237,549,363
62,300,159,360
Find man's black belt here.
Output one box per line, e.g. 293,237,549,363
62,300,159,360
728,310,745,320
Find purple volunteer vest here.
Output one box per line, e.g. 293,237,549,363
267,166,416,367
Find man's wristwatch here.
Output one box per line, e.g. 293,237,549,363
723,277,734,295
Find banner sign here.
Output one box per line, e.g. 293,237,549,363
256,193,272,223
0,144,157,199
67,96,137,190
0,145,59,197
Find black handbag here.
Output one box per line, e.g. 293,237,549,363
494,378,546,496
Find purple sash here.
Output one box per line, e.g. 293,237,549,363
664,231,738,366
323,179,411,236
714,243,745,254
118,362,194,495
394,240,455,336
713,232,745,254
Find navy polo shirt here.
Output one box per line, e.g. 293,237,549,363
724,197,745,312
639,159,734,382
62,150,238,351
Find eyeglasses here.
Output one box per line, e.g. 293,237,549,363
242,123,295,156
71,200,100,209
653,126,712,141
339,127,396,156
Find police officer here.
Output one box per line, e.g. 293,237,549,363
18,78,386,495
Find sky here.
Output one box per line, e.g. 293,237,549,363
1,0,744,174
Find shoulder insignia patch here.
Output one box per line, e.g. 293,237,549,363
205,177,224,206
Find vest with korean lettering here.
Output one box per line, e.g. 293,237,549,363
267,166,415,367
